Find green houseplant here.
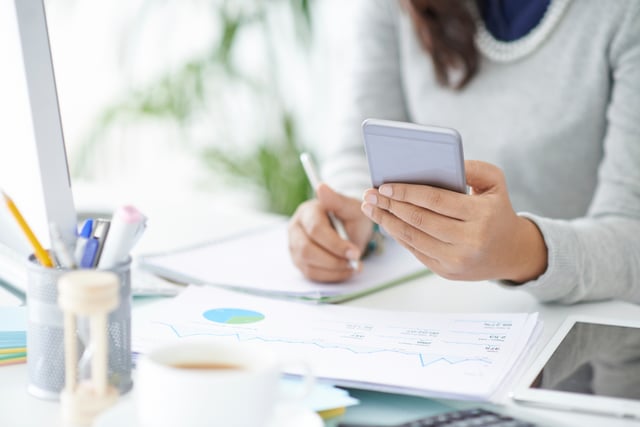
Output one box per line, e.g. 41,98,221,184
74,0,315,215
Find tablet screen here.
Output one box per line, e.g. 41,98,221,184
530,322,640,401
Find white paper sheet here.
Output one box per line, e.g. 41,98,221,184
133,286,539,401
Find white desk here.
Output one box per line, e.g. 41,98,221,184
1,196,639,426
2,274,640,426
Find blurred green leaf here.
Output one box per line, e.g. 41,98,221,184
77,0,315,215
202,111,313,216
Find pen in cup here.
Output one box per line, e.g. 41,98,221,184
49,222,76,269
74,219,94,267
299,152,359,270
79,237,99,269
91,219,111,267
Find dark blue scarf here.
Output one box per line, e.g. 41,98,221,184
477,0,551,41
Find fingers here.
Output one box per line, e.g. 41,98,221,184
360,201,478,281
371,161,507,219
376,183,472,220
361,201,454,261
363,190,465,243
288,221,358,282
298,201,361,261
288,200,361,282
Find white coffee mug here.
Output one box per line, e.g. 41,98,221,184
135,339,312,427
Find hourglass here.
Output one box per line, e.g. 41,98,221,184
58,270,120,426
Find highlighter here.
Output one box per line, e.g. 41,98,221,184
98,206,147,269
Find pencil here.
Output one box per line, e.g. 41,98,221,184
1,190,54,267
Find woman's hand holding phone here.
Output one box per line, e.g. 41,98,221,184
361,160,548,283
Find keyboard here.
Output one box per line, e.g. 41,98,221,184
339,407,537,427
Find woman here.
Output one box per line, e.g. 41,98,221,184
288,0,640,303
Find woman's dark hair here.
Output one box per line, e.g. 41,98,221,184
404,0,479,89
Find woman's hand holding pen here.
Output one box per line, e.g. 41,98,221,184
288,183,374,283
360,160,548,283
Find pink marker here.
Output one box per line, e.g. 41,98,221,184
97,205,147,269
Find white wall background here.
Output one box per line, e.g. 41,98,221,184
0,0,358,235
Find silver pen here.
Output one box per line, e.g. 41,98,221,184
49,222,76,269
300,152,359,270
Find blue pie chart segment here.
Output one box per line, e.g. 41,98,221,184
203,308,265,324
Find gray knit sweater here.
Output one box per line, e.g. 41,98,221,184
321,0,640,304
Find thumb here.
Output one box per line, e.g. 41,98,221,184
316,183,357,219
464,160,506,194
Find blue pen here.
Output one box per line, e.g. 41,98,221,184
80,238,99,268
74,219,94,266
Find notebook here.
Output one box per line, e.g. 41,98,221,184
138,222,429,303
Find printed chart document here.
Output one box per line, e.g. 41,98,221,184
138,223,428,302
133,286,540,401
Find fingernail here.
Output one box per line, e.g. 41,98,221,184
361,203,373,217
379,185,392,197
363,193,377,204
346,249,359,260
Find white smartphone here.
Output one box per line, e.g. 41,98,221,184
362,119,466,193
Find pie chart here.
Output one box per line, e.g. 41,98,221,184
202,308,265,324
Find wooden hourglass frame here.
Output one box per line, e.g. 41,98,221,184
58,270,120,426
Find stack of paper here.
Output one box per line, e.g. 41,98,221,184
133,286,540,401
138,223,429,303
0,307,27,366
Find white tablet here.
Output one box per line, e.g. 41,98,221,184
512,315,640,419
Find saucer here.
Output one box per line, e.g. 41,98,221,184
93,397,324,427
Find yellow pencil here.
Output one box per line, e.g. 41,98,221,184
1,190,54,267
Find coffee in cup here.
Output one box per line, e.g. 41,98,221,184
136,339,312,427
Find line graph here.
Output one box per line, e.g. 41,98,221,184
419,354,492,368
152,320,494,369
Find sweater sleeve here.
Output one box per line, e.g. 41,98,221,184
514,2,640,304
322,0,409,198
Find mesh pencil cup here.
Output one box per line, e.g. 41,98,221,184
26,256,133,400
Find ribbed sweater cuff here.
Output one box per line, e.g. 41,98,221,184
497,213,579,303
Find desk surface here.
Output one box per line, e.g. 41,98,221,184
2,274,640,426
1,200,640,427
